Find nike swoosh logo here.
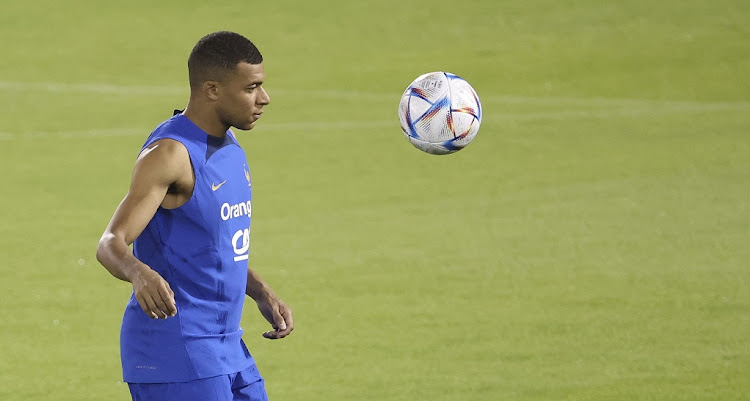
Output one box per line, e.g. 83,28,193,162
211,180,227,191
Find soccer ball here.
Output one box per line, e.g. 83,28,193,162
398,71,482,155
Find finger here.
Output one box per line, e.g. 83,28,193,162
276,306,294,337
270,306,287,331
163,281,175,302
268,330,289,339
135,295,154,319
143,290,168,319
262,330,283,340
137,293,159,319
151,292,172,320
158,285,177,317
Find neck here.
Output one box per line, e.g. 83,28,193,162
182,99,229,137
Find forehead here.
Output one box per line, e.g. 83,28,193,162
230,62,265,84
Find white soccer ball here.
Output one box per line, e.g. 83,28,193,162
398,71,482,155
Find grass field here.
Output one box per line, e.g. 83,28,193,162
1,1,749,400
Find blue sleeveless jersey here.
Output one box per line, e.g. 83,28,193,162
123,114,256,383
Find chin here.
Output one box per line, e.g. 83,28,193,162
234,122,256,131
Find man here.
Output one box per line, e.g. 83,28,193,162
96,31,293,401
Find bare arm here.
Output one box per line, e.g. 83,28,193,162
247,268,294,339
96,140,190,319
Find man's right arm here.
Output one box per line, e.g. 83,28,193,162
96,140,188,319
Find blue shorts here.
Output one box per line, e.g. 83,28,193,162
127,365,267,401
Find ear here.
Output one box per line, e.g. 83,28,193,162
202,80,220,101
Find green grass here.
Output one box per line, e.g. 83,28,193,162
0,1,749,400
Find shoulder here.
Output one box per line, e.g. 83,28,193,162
134,139,192,183
139,138,189,163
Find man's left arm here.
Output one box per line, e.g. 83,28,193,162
247,267,294,339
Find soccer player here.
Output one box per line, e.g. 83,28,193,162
96,31,293,401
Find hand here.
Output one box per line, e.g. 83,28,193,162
131,264,177,319
256,296,294,339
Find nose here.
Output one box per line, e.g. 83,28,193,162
258,86,270,105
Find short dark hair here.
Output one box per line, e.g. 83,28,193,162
188,31,263,88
